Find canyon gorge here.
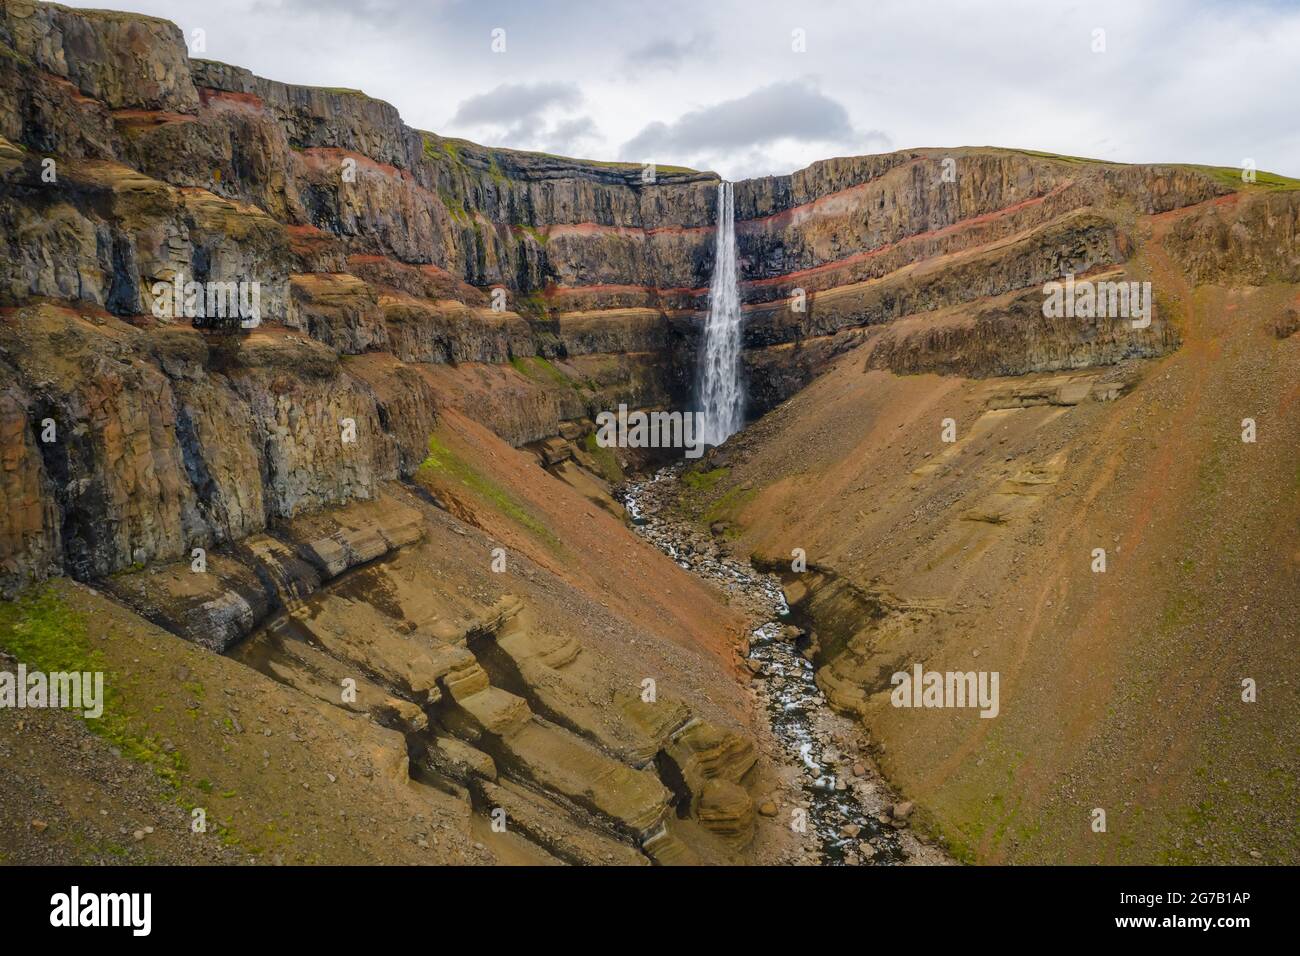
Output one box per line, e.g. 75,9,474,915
0,0,1296,867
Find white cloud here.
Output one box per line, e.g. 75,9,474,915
625,33,714,69
93,0,1300,179
449,81,581,127
446,81,595,150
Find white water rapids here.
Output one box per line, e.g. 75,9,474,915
620,467,912,865
698,181,745,446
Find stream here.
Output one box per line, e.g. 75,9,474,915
621,466,912,866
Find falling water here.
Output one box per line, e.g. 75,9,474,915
698,181,744,446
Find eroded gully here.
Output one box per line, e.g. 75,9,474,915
621,466,947,866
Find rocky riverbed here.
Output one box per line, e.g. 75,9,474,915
621,467,950,866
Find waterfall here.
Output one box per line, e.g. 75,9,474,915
698,180,745,446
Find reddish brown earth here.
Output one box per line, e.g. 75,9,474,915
681,194,1299,864
1,0,1296,867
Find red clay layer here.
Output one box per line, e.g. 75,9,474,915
738,157,925,231
110,109,197,126
299,147,412,182
744,182,1073,290
541,222,713,239
546,283,708,298
198,88,265,111
543,185,1076,300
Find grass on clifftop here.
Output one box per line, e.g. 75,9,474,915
1008,147,1112,166
309,86,367,97
1008,147,1300,190
424,134,464,168
1182,164,1300,191
530,153,701,177
417,132,700,178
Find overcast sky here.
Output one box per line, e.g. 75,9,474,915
104,0,1300,180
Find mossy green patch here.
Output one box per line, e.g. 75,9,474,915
0,584,260,855
0,585,185,790
531,152,700,177
519,224,549,246
78,8,176,26
702,485,756,527
0,39,34,67
1182,164,1300,191
512,290,552,321
438,189,469,224
582,432,624,484
510,354,571,387
418,434,561,551
1010,147,1112,166
0,585,102,675
671,465,755,531
422,134,469,172
1008,148,1300,191
681,466,728,492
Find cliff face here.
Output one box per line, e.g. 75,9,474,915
0,2,781,867
667,177,1300,865
2,0,1297,868
0,0,1251,593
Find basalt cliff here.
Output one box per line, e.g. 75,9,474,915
1,0,1296,866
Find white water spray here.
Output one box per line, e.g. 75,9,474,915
698,180,744,446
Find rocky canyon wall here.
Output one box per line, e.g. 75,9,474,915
4,0,1298,869
0,0,1245,596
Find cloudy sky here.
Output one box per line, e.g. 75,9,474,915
106,0,1300,180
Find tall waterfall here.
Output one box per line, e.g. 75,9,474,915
698,180,745,446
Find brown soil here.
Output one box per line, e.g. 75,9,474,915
683,199,1299,864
